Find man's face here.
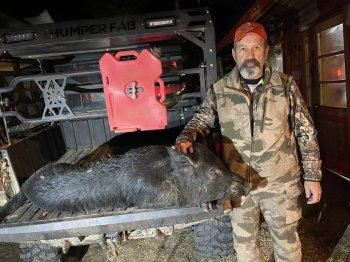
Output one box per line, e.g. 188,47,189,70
232,34,269,80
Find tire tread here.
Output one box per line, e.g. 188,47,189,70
194,214,235,259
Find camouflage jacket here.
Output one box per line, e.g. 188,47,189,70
176,64,322,189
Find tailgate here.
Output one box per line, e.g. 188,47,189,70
0,201,225,242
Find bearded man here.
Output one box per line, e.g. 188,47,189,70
175,22,322,262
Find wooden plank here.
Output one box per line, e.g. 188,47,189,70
17,204,40,223
64,149,85,164
71,148,94,164
76,146,111,164
57,150,76,163
5,201,32,223
45,211,61,221
30,209,50,222
71,211,87,218
57,148,93,164
58,211,73,219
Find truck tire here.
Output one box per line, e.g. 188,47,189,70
194,214,235,259
19,242,63,262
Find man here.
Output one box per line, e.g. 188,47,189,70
175,22,322,262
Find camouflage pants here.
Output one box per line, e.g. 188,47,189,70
230,181,303,262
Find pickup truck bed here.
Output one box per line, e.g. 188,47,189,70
0,147,226,243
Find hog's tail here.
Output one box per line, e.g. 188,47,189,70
0,192,27,222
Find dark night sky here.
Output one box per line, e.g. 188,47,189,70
1,0,254,39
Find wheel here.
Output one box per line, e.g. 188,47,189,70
194,214,235,259
19,242,63,262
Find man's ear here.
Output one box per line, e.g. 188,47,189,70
264,45,270,61
232,47,237,63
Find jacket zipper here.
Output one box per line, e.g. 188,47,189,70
248,89,258,183
248,87,267,182
260,97,267,133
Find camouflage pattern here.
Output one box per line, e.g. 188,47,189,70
176,63,322,261
230,179,303,262
176,64,322,188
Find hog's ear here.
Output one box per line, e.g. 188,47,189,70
167,148,196,175
167,148,195,165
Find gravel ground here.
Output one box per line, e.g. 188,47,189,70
80,221,273,262
0,171,349,262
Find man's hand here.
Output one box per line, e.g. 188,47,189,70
174,140,194,154
304,181,322,204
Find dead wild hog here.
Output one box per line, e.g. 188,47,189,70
0,143,250,217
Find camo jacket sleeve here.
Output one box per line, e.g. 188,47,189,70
175,87,218,144
289,80,322,181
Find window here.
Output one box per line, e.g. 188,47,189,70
317,21,346,108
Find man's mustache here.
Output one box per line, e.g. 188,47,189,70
240,58,260,70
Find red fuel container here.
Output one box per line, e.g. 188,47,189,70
99,49,167,133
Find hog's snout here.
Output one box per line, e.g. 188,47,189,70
228,176,251,200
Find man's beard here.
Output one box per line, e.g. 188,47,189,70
239,58,261,79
